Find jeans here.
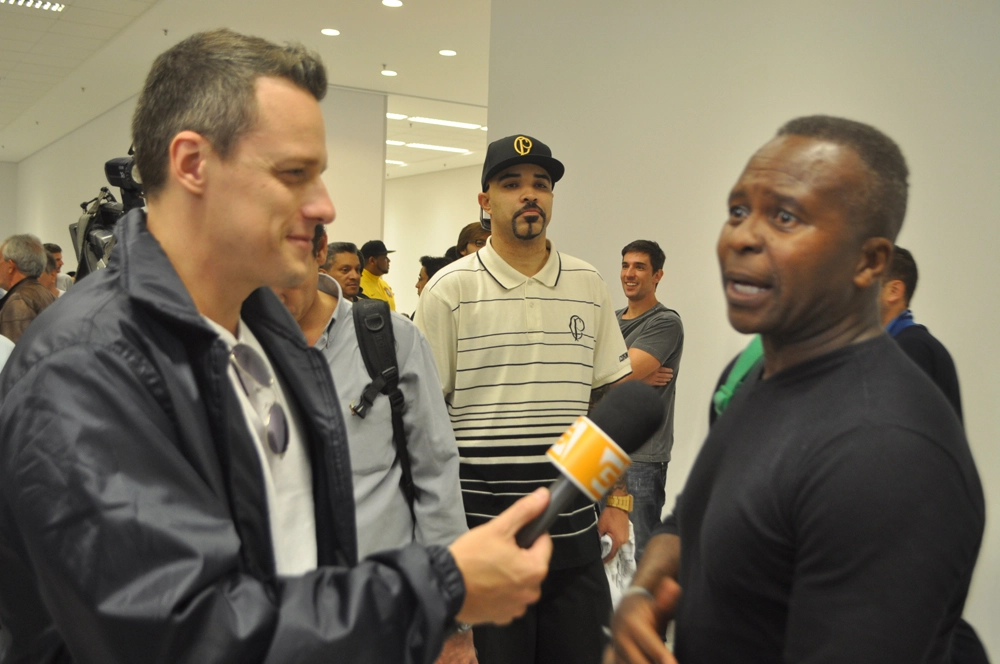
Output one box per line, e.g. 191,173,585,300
626,461,668,562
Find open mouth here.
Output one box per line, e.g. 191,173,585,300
724,274,773,302
731,281,768,295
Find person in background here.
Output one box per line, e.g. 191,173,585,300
360,239,396,310
416,255,454,296
878,246,988,664
455,222,490,258
607,116,983,664
615,239,683,561
322,240,367,302
0,234,56,343
879,246,962,419
274,226,475,664
418,134,631,664
38,251,63,298
43,242,73,292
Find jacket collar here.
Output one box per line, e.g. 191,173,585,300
113,209,358,567
113,209,215,334
476,236,562,290
0,276,38,310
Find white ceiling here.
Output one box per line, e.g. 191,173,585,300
0,0,491,178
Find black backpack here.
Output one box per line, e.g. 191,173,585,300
349,299,417,530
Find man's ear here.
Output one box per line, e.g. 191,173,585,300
478,190,491,217
169,131,212,196
854,237,893,289
885,279,906,305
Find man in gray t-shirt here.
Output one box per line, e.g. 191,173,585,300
616,240,684,559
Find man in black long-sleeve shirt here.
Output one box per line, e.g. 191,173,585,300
607,116,984,664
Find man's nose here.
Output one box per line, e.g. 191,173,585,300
307,179,336,226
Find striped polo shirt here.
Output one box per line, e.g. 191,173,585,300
415,238,630,568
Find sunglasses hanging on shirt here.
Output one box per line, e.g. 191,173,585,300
230,343,289,456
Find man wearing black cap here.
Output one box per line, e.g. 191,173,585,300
416,135,632,664
360,239,396,310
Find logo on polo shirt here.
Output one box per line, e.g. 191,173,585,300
569,315,585,341
514,136,533,155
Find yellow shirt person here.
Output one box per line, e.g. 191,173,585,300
359,240,396,311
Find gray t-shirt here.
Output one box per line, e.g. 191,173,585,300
616,302,683,463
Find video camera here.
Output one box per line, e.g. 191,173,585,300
70,148,145,281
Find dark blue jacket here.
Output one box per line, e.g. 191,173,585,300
0,210,463,664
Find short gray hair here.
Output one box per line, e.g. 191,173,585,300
2,234,46,278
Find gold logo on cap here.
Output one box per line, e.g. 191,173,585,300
514,136,533,155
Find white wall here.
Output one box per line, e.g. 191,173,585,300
489,0,1000,651
0,163,18,236
12,86,387,274
384,164,483,314
320,87,387,247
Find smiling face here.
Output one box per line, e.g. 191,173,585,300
479,163,554,243
204,76,335,292
718,135,876,345
621,251,662,302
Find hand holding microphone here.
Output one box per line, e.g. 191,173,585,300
516,382,666,548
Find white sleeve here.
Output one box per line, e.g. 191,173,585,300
413,286,458,400
591,279,631,388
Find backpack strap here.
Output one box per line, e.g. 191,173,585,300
350,299,418,532
712,335,765,417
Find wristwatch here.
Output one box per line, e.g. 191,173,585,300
606,494,633,512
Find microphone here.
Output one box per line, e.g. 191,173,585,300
516,381,665,548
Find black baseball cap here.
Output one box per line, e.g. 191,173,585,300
360,240,395,260
480,134,564,191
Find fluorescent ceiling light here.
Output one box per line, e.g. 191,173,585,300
406,143,470,154
382,0,403,6
386,113,408,120
381,69,397,77
480,126,488,131
386,140,405,146
385,160,407,166
1,0,64,8
407,117,481,130
439,50,457,57
320,29,340,36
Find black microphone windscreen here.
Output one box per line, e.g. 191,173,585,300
589,382,665,455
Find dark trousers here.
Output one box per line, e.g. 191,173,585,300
473,557,612,664
626,461,668,561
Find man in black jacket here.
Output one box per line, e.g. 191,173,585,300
0,29,551,664
879,245,963,420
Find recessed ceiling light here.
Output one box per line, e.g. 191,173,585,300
381,69,397,77
407,117,481,130
439,50,457,57
386,140,405,146
386,113,408,120
1,0,65,9
382,0,402,6
386,160,407,166
320,29,340,36
405,143,470,154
